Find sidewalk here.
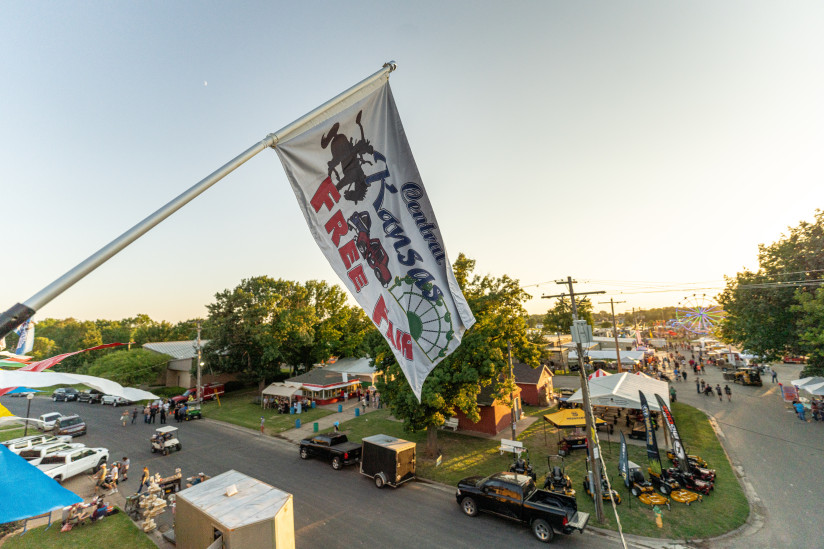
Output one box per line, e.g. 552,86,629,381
277,398,382,443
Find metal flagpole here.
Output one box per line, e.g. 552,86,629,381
0,62,397,340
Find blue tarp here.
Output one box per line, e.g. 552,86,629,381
0,443,81,523
4,387,40,394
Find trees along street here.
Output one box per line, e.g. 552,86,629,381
4,396,615,548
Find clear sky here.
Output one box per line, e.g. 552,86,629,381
3,1,823,323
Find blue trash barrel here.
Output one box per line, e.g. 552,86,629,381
312,401,316,409
338,404,343,413
296,418,301,429
355,408,360,417
313,422,319,432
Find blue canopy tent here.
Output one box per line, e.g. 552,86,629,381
4,387,40,395
0,443,81,527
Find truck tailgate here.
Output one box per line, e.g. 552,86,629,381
567,511,590,532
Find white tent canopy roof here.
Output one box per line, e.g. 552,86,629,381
262,382,303,398
567,372,671,410
0,371,158,401
802,381,824,395
568,350,646,362
790,376,824,389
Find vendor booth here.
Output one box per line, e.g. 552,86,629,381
566,372,671,411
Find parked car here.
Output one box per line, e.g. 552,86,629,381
456,472,589,543
37,446,108,483
77,389,104,403
101,395,131,407
782,356,807,364
37,412,64,431
2,434,72,455
52,414,87,437
19,441,85,466
299,433,362,470
170,383,225,405
52,388,79,402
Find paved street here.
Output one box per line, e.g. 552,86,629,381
4,397,629,549
7,361,820,549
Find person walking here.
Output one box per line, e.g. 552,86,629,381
696,379,701,394
724,385,732,402
793,400,807,421
260,416,265,434
149,406,157,424
137,466,150,494
120,456,130,481
715,384,723,401
131,407,138,424
120,410,129,427
361,397,367,413
771,367,778,383
159,407,166,424
93,462,107,496
109,463,119,494
682,370,687,382
669,385,677,402
143,405,150,423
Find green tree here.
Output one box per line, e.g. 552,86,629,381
30,337,57,360
83,348,170,386
375,254,540,458
205,277,372,390
719,210,824,365
541,297,594,335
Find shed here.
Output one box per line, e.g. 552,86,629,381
512,362,553,406
452,383,522,436
143,340,236,389
285,368,361,405
174,470,294,549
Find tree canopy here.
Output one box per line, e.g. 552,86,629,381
542,296,595,334
205,277,374,389
719,210,824,376
375,254,540,457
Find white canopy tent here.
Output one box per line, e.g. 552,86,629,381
567,372,671,411
568,350,646,363
0,371,158,401
800,381,824,396
790,376,824,389
262,382,303,398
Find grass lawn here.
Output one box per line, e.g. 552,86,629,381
0,425,27,442
1,510,155,549
201,389,334,434
329,402,748,540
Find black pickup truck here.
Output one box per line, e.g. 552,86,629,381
299,433,362,470
456,472,589,543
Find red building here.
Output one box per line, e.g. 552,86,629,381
513,362,554,406
453,384,523,436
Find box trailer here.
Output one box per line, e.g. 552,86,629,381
360,434,416,489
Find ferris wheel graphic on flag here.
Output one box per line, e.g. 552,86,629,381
388,276,455,362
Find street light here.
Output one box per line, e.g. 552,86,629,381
24,392,34,436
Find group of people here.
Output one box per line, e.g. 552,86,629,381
359,387,381,411
121,400,191,426
62,496,116,531
92,456,130,496
695,378,732,401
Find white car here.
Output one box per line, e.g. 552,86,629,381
19,441,85,466
38,446,109,483
2,434,72,455
101,395,131,407
38,412,64,431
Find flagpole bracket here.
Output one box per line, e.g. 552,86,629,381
0,303,36,340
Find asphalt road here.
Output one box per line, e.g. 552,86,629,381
4,397,632,549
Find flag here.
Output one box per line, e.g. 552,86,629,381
0,342,127,396
0,336,5,351
655,394,690,474
618,431,630,488
14,320,34,355
639,390,662,475
276,80,475,400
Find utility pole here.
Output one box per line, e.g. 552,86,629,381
599,298,626,372
508,342,517,441
196,321,202,403
543,277,606,523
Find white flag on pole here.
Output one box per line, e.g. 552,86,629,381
275,81,475,400
14,319,34,355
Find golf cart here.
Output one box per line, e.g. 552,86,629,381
625,461,670,510
151,426,181,456
185,401,202,420
543,455,575,497
723,367,762,387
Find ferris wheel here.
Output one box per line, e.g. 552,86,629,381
675,294,725,334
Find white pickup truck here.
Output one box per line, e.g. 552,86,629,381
19,441,86,466
37,446,108,483
2,434,72,455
